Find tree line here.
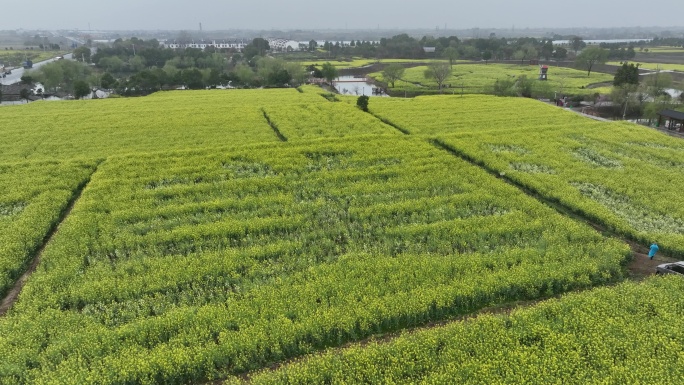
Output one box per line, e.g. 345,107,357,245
20,33,671,102
25,37,313,97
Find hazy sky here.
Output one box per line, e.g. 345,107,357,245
10,0,684,31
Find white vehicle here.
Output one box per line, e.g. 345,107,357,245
655,262,684,276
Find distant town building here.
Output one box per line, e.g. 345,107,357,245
267,38,300,52
163,40,247,51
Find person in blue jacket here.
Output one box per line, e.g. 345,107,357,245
649,242,659,260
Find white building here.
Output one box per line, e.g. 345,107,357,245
267,38,300,52
163,40,247,51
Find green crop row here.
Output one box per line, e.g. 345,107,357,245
262,100,398,139
0,160,97,298
237,276,684,385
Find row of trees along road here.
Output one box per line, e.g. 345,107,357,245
313,34,571,61
313,34,639,64
25,37,320,96
18,34,661,99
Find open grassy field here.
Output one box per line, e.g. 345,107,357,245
639,46,684,53
608,61,684,72
0,49,65,66
370,63,614,95
1,89,683,384
300,58,466,69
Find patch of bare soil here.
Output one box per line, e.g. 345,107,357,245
626,241,676,281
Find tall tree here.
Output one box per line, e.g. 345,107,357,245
521,44,538,62
575,46,608,76
19,88,30,103
442,47,459,68
129,55,147,72
553,47,568,60
570,36,585,55
73,46,91,63
73,80,90,99
100,72,117,89
482,50,492,64
285,62,308,86
541,40,554,61
234,63,255,86
382,64,405,88
611,84,639,118
613,63,639,86
644,69,673,98
38,62,64,91
321,62,338,85
424,62,452,93
243,38,270,60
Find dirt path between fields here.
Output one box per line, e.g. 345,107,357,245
0,164,100,317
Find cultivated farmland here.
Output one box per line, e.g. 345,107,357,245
371,63,614,94
369,95,684,257
239,276,684,385
0,89,682,384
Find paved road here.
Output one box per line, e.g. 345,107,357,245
1,53,73,85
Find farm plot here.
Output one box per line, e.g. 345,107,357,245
436,121,684,256
262,100,398,139
239,276,684,385
371,63,613,94
365,94,602,136
0,137,627,384
0,90,290,162
0,160,97,299
300,58,459,69
608,61,684,72
640,46,684,53
0,50,64,65
0,88,399,162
